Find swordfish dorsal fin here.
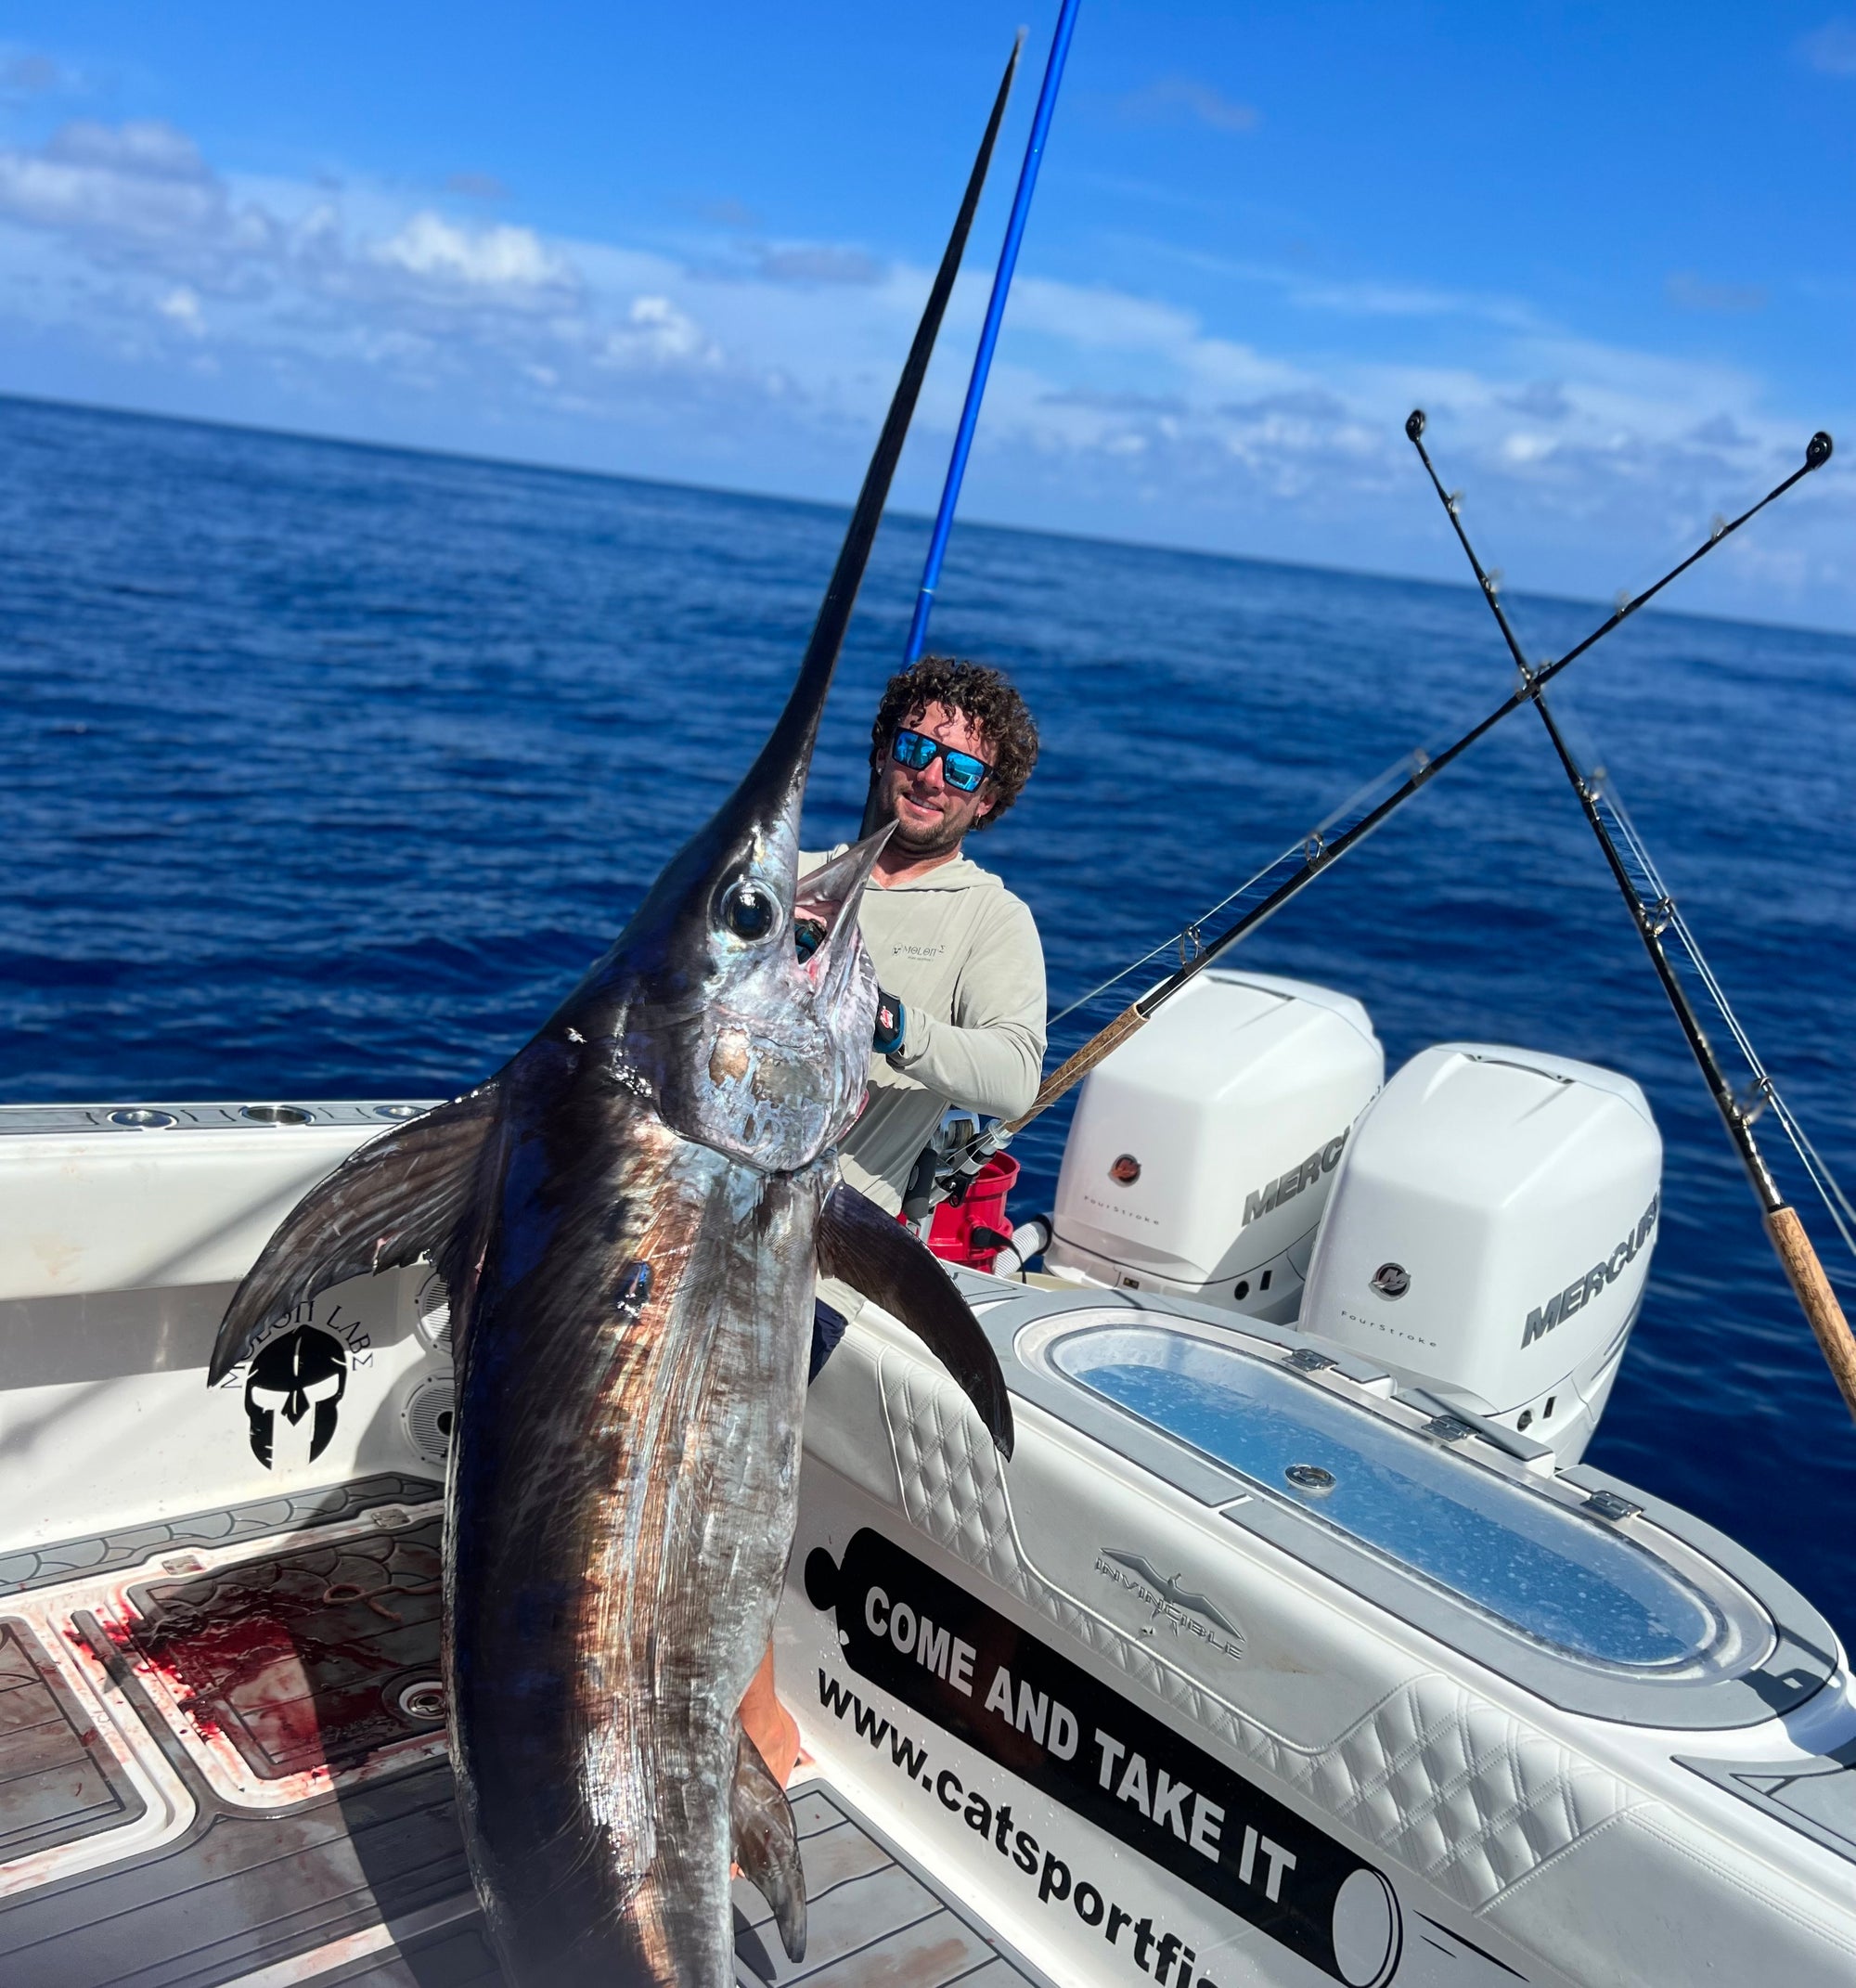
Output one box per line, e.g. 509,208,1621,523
818,1181,1015,1457
206,1080,502,1384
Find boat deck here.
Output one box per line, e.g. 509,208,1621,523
0,1478,1047,1988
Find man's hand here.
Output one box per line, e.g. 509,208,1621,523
872,989,906,1056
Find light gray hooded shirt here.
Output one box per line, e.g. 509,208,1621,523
801,846,1046,1218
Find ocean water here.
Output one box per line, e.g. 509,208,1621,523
4,393,1853,1647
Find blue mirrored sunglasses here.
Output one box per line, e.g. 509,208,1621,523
890,728,991,794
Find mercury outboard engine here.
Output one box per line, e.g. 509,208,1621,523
1298,1042,1661,1462
1047,970,1385,1322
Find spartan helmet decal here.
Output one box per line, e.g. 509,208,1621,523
245,1324,348,1469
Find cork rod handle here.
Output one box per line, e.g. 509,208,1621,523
1004,1002,1150,1134
1764,1204,1856,1426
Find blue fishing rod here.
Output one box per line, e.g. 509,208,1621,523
881,3,1081,1229
859,0,1080,850
905,0,1082,662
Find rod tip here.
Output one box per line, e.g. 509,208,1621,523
1406,408,1426,442
1807,431,1833,471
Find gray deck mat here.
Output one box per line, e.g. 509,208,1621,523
730,1786,1051,1988
0,1494,1046,1988
1,1723,1046,1988
0,1476,441,1600
0,1619,146,1864
120,1518,447,1782
242,1786,1050,1988
231,1784,1050,1988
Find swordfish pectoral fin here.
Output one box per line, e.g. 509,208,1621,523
206,1079,501,1385
732,1721,807,1964
818,1181,1015,1459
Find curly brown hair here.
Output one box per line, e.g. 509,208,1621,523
868,656,1039,831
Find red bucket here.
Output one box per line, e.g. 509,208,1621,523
925,1154,1020,1272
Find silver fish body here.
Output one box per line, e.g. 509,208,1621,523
448,1068,829,1982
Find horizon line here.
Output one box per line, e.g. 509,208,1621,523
1,386,1845,646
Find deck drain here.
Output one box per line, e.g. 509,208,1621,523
1285,1464,1335,1495
395,1679,446,1723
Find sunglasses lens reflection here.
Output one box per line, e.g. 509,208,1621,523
891,729,988,791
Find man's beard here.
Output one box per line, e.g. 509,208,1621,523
882,788,971,858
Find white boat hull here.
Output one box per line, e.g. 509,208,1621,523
2,1102,1854,1987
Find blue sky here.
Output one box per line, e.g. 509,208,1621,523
1,3,1850,626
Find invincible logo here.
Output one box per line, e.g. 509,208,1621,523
1095,1549,1245,1660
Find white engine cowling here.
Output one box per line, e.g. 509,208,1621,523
1047,970,1384,1322
1298,1042,1661,1460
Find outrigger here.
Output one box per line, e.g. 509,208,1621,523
3,12,1854,1987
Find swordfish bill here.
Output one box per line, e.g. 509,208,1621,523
206,44,1021,1988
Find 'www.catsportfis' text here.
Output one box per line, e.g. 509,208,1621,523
818,1668,1231,1988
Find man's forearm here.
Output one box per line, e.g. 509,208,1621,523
891,1012,1044,1121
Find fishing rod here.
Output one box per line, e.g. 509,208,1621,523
933,427,1836,1203
860,0,1077,842
1404,409,1856,1424
905,0,1083,664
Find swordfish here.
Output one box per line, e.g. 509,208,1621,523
205,46,1022,1988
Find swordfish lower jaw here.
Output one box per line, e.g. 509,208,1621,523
796,830,887,1146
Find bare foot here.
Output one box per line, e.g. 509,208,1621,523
739,1644,801,1788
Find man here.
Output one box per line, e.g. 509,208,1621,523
810,652,1046,1223
741,654,1046,1784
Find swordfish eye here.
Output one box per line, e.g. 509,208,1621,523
717,877,780,943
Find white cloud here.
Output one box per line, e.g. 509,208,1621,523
444,170,508,201
0,107,1844,627
156,284,202,333
1117,76,1259,134
1667,270,1767,313
0,120,278,287
751,242,883,287
0,47,74,97
371,211,573,297
47,119,207,180
1800,19,1856,74
598,294,718,368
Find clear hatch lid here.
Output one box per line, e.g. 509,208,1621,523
1050,1324,1726,1671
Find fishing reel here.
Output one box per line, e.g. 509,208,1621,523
902,1106,986,1228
